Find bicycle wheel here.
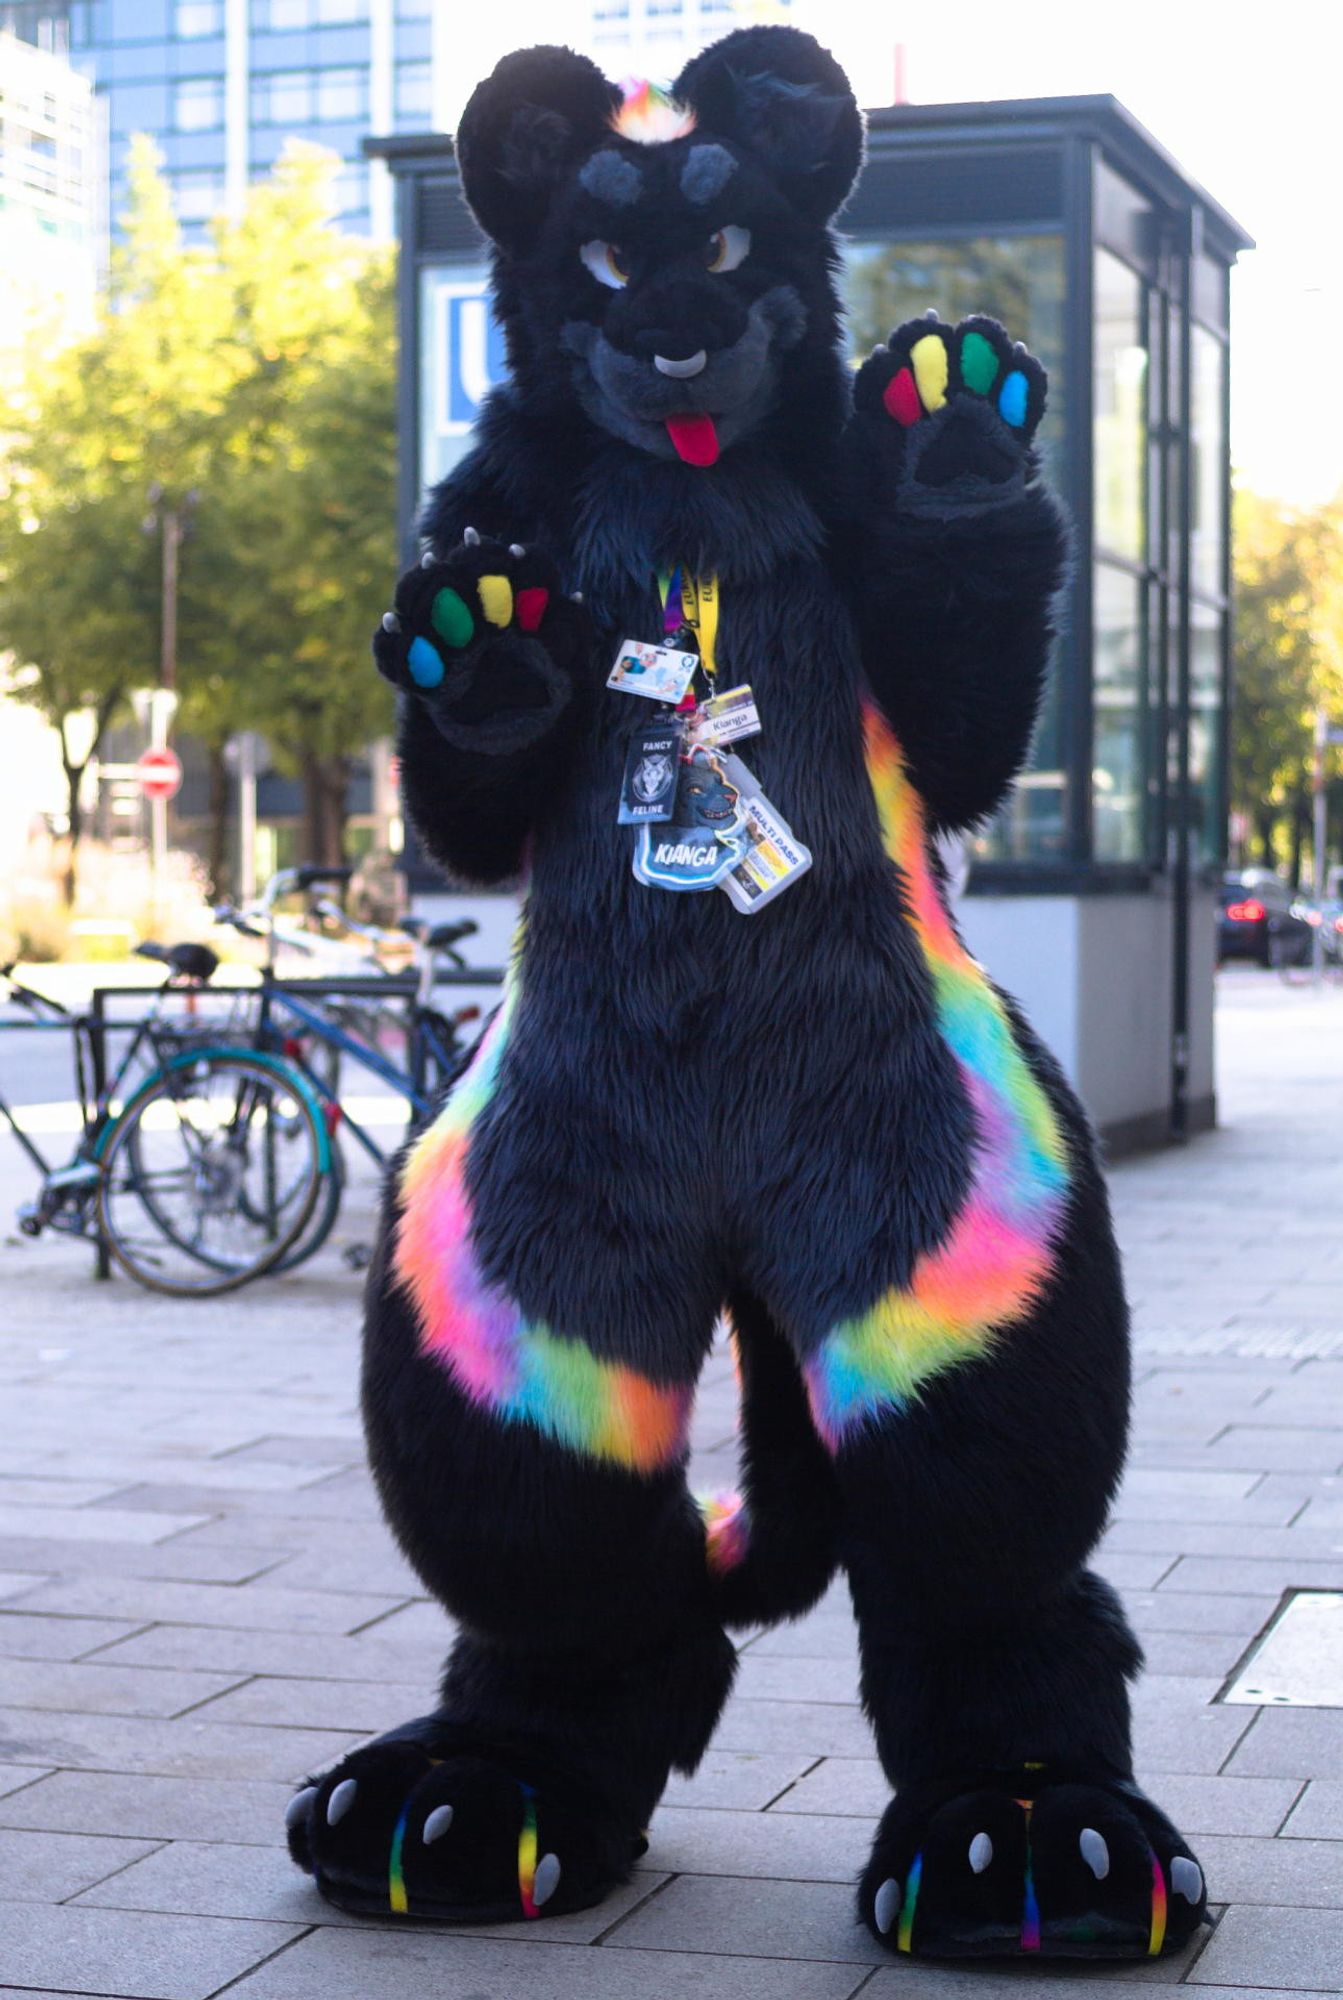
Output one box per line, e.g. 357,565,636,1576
270,1134,346,1273
95,1053,325,1296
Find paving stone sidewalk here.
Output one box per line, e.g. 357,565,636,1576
0,970,1341,1998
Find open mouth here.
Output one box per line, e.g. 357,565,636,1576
664,412,720,467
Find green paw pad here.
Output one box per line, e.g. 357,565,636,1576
430,587,475,649
959,329,1000,396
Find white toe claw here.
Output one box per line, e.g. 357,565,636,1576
422,1803,454,1845
532,1852,562,1907
873,1876,901,1936
381,611,401,632
509,543,526,558
1171,1857,1203,1903
968,1831,993,1874
285,1786,317,1831
420,549,435,567
1079,1828,1110,1880
463,526,481,546
326,1778,357,1826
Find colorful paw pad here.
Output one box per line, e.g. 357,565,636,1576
407,580,550,688
882,328,1031,431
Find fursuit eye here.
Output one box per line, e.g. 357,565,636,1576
580,240,630,290
705,225,751,273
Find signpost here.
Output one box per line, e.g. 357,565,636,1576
136,746,182,802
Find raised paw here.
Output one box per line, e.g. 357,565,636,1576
373,534,589,754
859,1772,1208,1961
286,1717,642,1924
853,313,1047,501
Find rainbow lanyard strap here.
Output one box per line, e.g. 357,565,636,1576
657,566,720,688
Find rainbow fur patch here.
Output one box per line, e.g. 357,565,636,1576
394,971,693,1475
805,707,1071,1447
612,78,696,144
699,1491,749,1575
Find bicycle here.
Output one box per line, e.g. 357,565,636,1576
206,866,496,1270
0,949,331,1295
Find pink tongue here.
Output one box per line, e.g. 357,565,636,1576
665,413,720,467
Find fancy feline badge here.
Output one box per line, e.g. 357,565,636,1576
618,720,682,824
607,638,700,705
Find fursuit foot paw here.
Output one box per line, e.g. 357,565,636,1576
286,1716,644,1923
852,312,1047,514
373,533,590,756
859,1771,1208,1960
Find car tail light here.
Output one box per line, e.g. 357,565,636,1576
1227,899,1266,922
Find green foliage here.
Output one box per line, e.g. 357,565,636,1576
1231,492,1343,878
0,137,396,890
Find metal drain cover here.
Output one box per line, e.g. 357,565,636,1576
1223,1592,1343,1707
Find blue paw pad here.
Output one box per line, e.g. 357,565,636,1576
408,636,445,689
998,370,1029,428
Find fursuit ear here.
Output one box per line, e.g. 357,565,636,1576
674,26,863,224
455,45,621,252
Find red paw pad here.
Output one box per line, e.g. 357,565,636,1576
516,587,549,633
883,367,922,428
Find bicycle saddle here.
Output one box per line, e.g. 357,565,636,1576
136,941,221,984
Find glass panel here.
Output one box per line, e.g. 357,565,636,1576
173,169,225,219
316,67,366,122
1189,599,1224,863
253,70,311,124
174,0,222,33
396,61,432,120
1191,326,1226,600
173,78,222,131
261,0,310,25
419,264,509,495
1093,562,1146,861
840,232,1067,863
1093,247,1146,565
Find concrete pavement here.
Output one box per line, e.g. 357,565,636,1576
0,969,1340,1997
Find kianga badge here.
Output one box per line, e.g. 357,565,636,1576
632,748,750,891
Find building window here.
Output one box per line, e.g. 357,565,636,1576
174,0,223,34
1190,325,1226,602
316,0,366,19
173,168,226,219
396,61,432,121
259,0,311,25
1093,248,1147,566
397,0,433,14
316,67,366,122
332,161,368,213
1092,563,1147,862
252,70,311,124
173,77,223,132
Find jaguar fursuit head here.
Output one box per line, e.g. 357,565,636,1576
283,26,1212,1966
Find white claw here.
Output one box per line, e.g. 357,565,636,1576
422,1803,454,1845
968,1831,993,1874
923,306,940,320
1171,1857,1203,1904
509,543,526,558
532,1851,562,1907
381,611,401,633
1079,1828,1110,1880
326,1778,358,1826
871,343,886,360
873,1876,901,1936
285,1785,317,1831
420,549,435,568
570,590,583,603
463,526,481,546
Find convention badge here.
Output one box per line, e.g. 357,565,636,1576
631,748,749,891
687,684,761,749
715,753,814,913
607,638,700,705
617,719,683,824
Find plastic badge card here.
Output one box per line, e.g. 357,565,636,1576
687,684,761,749
607,639,700,705
716,753,813,913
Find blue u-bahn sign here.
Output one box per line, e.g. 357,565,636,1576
420,270,509,490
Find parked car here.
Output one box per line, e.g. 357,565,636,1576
1218,870,1315,967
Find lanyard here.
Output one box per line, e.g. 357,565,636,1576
657,566,719,685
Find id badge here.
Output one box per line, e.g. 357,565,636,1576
632,749,750,891
618,720,682,824
716,754,813,913
607,638,699,706
688,685,761,749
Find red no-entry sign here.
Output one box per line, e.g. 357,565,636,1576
137,745,183,801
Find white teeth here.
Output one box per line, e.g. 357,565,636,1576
381,611,401,632
326,1778,357,1826
1079,1828,1110,1880
873,1876,901,1935
509,543,526,558
285,1786,316,1830
463,526,481,545
968,1832,993,1874
653,350,707,379
1171,1857,1203,1903
422,1804,454,1845
420,550,435,567
532,1852,562,1906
